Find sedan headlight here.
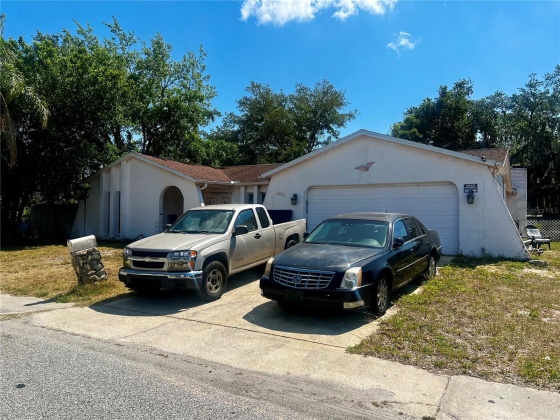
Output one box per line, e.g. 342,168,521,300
340,267,362,289
264,257,274,278
168,250,197,271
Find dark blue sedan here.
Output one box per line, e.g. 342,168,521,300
260,213,442,315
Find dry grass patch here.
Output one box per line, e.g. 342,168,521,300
349,243,560,392
0,241,132,306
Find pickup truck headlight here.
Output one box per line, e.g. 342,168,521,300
168,250,197,271
123,247,133,268
340,267,362,290
264,257,274,278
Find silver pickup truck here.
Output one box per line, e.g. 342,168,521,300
118,204,306,301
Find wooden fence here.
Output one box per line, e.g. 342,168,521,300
30,204,79,240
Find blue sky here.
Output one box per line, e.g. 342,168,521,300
2,1,559,137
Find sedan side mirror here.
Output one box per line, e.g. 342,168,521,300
303,231,310,239
233,225,249,236
393,238,405,249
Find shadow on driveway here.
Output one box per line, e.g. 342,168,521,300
89,265,264,317
242,301,375,336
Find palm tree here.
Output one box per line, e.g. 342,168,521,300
0,14,49,167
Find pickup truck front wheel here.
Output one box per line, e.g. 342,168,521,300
199,261,227,301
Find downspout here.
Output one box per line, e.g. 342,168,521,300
198,183,208,206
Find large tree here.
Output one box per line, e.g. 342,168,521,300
129,38,218,159
291,80,357,153
210,80,357,164
391,79,478,150
390,68,560,210
1,18,218,241
505,67,560,210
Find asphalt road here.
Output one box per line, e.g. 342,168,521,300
1,320,412,420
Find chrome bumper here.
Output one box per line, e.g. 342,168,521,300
118,267,203,290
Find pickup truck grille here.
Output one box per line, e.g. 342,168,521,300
132,261,165,269
132,250,168,258
273,266,334,289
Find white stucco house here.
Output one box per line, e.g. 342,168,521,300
72,129,529,259
71,153,280,240
261,130,529,260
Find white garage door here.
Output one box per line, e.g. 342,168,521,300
307,183,459,255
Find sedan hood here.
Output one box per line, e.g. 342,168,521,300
273,243,384,271
126,232,225,252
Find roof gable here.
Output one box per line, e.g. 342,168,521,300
262,129,501,178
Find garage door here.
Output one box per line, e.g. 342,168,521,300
307,183,459,255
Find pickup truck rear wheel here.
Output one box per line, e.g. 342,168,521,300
284,237,298,249
199,261,227,301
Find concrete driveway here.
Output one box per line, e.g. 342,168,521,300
93,266,386,348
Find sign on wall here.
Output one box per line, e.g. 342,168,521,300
464,184,478,193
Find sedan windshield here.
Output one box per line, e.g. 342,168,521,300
167,210,234,234
305,219,389,248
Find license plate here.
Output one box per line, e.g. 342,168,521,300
285,288,304,303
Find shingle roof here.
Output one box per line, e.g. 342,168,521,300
139,154,280,183
222,164,282,182
459,148,508,164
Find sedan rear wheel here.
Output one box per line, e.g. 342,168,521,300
426,255,437,279
371,277,389,316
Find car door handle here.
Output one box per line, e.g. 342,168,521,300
254,233,262,239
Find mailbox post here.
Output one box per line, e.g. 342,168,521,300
67,235,108,285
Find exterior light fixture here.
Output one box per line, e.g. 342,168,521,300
291,194,298,205
466,189,475,204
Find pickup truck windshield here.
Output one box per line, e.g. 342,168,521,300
305,219,389,248
167,210,235,234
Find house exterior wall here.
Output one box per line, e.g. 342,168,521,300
232,185,268,204
71,156,201,240
507,168,528,232
263,134,529,260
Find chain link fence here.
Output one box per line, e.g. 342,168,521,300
526,218,560,241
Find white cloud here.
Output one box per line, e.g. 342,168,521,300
387,31,420,55
241,0,397,26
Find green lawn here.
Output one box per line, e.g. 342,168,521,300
349,243,560,392
0,241,132,306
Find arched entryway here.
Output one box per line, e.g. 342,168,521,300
161,186,184,229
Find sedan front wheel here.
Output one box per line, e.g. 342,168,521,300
371,277,389,316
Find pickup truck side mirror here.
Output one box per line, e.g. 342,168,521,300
233,225,249,236
393,237,405,249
